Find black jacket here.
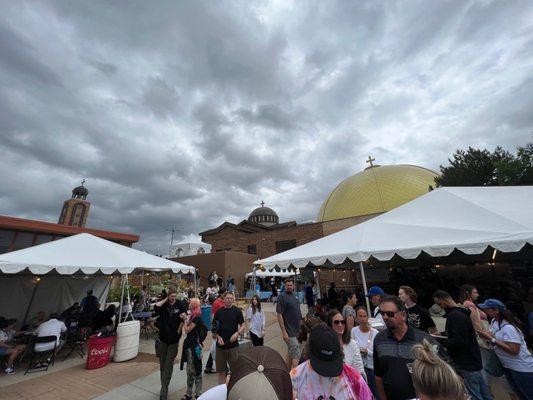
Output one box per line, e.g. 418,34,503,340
443,306,482,371
154,301,184,345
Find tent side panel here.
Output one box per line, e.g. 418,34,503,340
0,275,111,324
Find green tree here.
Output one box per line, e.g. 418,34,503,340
435,143,533,187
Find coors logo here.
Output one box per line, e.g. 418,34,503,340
91,347,109,356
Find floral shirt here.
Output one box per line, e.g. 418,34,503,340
291,360,373,400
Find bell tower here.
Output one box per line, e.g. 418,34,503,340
58,180,91,227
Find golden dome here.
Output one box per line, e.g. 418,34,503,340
316,164,438,222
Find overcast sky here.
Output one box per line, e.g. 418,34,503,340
0,1,531,254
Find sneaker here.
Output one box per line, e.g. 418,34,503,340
5,367,14,374
204,368,215,374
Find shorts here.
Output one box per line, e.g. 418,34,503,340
0,347,8,356
215,346,239,374
287,336,302,360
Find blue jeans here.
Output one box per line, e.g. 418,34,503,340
504,368,533,400
365,367,381,400
458,369,493,400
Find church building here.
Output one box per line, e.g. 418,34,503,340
0,182,139,254
192,160,438,291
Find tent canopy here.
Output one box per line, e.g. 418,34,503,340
256,186,533,269
246,269,300,278
0,233,195,275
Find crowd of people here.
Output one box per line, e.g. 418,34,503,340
0,288,119,375
297,280,533,400
3,275,533,400
149,275,533,400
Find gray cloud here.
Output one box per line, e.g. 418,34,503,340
0,0,531,254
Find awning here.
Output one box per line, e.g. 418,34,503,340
256,186,533,269
0,233,195,275
246,269,300,278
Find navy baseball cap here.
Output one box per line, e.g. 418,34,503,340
308,325,343,377
478,299,506,311
366,286,385,297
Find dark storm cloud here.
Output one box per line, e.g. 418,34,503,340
0,0,531,254
0,23,61,86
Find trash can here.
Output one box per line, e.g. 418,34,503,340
86,334,115,370
201,305,212,330
114,320,140,362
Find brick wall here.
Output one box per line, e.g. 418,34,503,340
203,223,325,259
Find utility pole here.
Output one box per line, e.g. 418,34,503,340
166,228,179,257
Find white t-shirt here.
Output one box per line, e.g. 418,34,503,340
35,319,67,352
0,329,10,343
369,307,385,330
342,339,366,378
490,319,533,372
351,326,379,370
197,384,226,399
246,307,265,337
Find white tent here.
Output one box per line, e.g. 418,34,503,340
255,186,533,314
0,233,195,274
246,269,300,278
256,187,533,269
0,233,194,324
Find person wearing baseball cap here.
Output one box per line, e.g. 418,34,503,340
477,299,533,400
197,346,292,400
366,286,385,328
290,324,372,400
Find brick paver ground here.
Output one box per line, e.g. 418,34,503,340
0,352,161,400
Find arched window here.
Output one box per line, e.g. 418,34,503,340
197,247,205,255
69,203,86,226
177,248,184,257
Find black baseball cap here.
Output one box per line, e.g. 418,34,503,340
308,324,343,377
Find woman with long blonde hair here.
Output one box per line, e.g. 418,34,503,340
411,339,467,400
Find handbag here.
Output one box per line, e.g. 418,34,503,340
483,348,504,377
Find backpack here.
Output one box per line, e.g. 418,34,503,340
196,320,208,344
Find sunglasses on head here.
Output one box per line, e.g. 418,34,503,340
379,310,401,318
333,320,345,325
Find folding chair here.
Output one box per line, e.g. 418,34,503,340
25,336,57,374
61,326,89,361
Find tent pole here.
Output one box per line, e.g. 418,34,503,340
118,274,125,323
314,269,321,300
359,262,371,316
22,277,40,328
251,266,257,295
194,269,197,297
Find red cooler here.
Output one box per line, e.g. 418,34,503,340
86,334,115,370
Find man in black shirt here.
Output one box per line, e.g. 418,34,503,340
373,295,445,400
398,286,437,334
212,291,244,384
433,290,493,400
154,288,185,400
